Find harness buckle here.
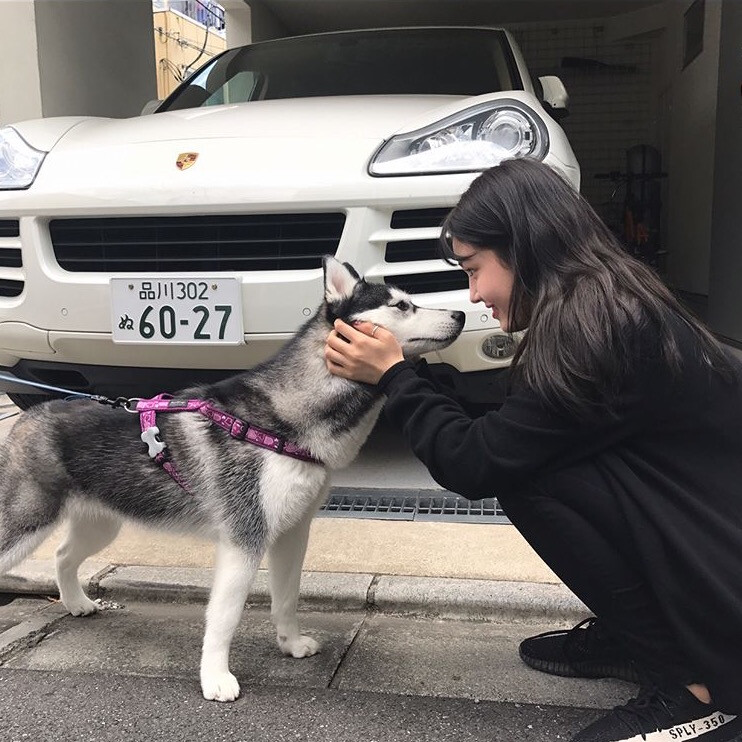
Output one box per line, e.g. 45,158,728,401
230,419,248,439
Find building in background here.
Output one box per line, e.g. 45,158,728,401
153,0,227,100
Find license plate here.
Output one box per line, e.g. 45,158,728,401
111,278,244,345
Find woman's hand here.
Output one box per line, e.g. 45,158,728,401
325,319,404,385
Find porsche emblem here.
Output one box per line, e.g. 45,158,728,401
176,152,198,170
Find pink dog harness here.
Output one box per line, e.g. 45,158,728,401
137,394,321,491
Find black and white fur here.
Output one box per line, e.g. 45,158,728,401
0,257,465,702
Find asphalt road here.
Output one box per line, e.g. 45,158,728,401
0,669,598,742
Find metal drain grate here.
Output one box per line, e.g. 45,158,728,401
319,487,509,524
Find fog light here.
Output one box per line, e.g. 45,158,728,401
482,333,517,359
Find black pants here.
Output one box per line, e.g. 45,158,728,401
497,466,699,687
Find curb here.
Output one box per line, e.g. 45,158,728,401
0,559,590,624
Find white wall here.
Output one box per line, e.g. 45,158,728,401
663,0,722,296
0,0,43,125
0,0,157,126
222,0,252,46
33,0,157,119
707,0,742,342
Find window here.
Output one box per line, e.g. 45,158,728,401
161,28,520,111
683,0,705,68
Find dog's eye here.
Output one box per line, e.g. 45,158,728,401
393,301,410,312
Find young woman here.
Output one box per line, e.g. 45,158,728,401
324,158,742,742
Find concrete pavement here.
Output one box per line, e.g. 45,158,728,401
0,596,635,742
0,672,607,742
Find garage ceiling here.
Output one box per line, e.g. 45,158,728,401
254,0,664,35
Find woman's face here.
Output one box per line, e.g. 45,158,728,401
452,238,515,331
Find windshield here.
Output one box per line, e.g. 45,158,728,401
160,28,521,111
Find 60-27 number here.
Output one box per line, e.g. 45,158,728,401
139,304,233,340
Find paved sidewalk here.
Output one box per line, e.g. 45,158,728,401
0,597,635,742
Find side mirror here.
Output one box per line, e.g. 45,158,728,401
538,75,569,120
140,99,162,116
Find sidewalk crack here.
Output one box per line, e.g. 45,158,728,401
326,610,369,690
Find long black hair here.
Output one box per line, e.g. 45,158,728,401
441,158,733,418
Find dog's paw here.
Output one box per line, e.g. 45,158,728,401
201,670,240,702
63,596,100,617
278,634,321,658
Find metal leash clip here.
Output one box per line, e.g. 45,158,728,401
89,395,142,412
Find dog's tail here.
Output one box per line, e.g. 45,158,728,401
0,525,57,576
0,426,64,576
0,493,60,576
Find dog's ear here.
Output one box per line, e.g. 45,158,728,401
323,256,360,303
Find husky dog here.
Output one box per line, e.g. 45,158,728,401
0,257,464,702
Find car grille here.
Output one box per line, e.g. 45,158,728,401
0,220,20,238
385,240,439,263
0,279,23,297
390,208,450,229
387,209,449,262
0,250,22,269
385,208,462,293
0,220,22,297
49,213,346,272
385,271,467,294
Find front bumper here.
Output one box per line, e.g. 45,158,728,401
0,188,521,384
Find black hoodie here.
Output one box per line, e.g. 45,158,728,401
378,314,742,713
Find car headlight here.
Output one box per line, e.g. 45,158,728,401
369,100,549,177
0,127,47,190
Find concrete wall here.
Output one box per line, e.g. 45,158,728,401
663,0,722,296
33,0,157,119
0,0,157,126
0,0,43,125
707,0,742,342
222,0,252,47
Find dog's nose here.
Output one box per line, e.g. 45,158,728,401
452,310,466,327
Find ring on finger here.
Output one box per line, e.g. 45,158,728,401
371,324,380,337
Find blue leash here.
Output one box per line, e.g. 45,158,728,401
0,371,131,409
0,371,93,399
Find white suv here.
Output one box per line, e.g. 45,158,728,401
0,27,579,408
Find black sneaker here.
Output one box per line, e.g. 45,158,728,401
519,617,641,683
571,684,742,741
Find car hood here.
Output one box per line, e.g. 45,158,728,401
21,96,466,150
5,92,566,211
